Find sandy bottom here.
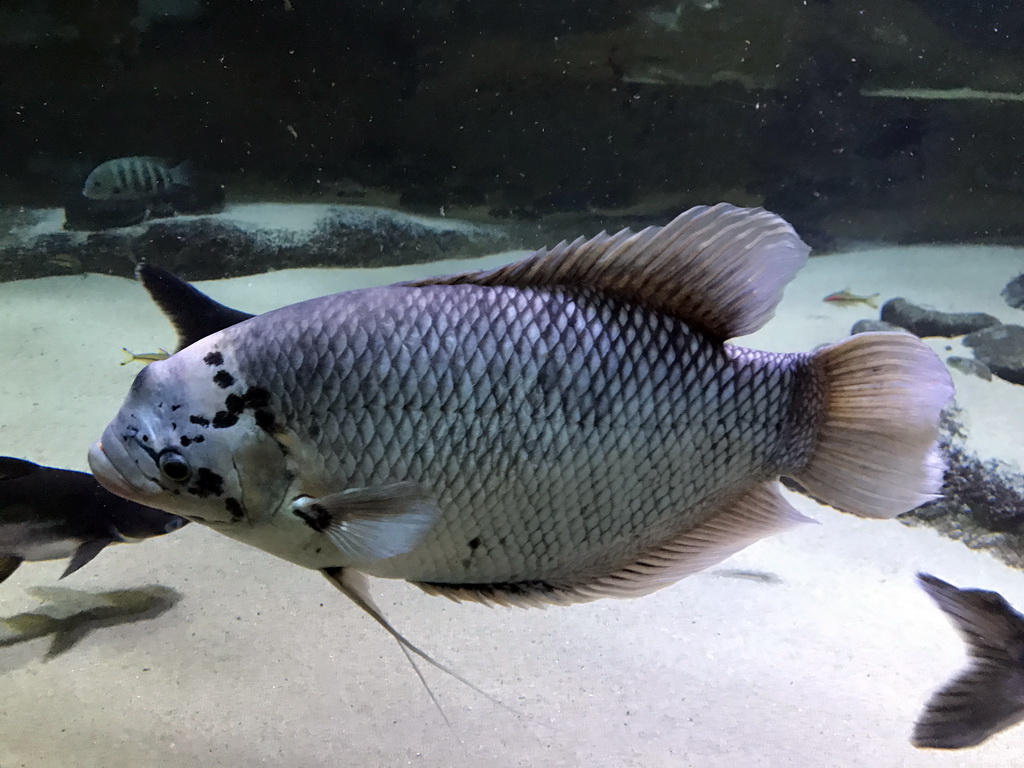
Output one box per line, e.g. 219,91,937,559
1,237,1023,767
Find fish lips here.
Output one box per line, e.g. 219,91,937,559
87,430,163,505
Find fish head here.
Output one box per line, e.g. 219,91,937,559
88,346,291,529
82,164,118,200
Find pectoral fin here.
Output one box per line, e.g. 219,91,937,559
0,556,23,584
292,482,440,563
322,567,513,721
60,538,114,579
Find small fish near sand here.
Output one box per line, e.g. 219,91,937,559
0,457,188,585
89,204,952,678
913,573,1024,750
82,157,195,202
66,157,224,231
120,347,170,366
823,288,881,308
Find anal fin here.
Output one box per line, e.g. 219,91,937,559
60,538,114,579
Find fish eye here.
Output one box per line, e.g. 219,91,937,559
158,450,191,482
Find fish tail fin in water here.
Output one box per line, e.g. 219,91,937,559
794,332,953,518
322,567,522,724
913,573,1024,749
169,159,196,187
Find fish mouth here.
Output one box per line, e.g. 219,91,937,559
87,434,162,504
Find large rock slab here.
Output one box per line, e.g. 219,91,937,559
0,204,518,281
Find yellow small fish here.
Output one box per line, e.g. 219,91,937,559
120,348,170,366
823,289,880,308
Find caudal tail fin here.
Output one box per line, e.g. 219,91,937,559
793,332,953,518
169,159,197,187
913,573,1024,749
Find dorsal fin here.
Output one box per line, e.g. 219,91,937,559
406,203,810,340
135,264,255,350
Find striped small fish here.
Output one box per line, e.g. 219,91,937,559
82,157,194,201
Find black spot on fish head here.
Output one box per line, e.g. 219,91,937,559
190,415,210,427
254,409,277,432
224,394,245,414
468,537,482,551
203,351,224,366
188,467,224,498
213,370,235,388
242,387,271,409
212,411,239,429
180,435,191,447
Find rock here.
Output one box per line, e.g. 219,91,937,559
0,203,518,282
902,407,1024,568
880,297,1000,337
945,355,993,381
1001,273,1024,309
850,319,907,334
963,324,1024,385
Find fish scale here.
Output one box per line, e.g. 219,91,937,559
203,283,806,586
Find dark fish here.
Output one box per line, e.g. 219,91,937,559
0,457,188,584
82,157,195,201
914,572,1024,749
